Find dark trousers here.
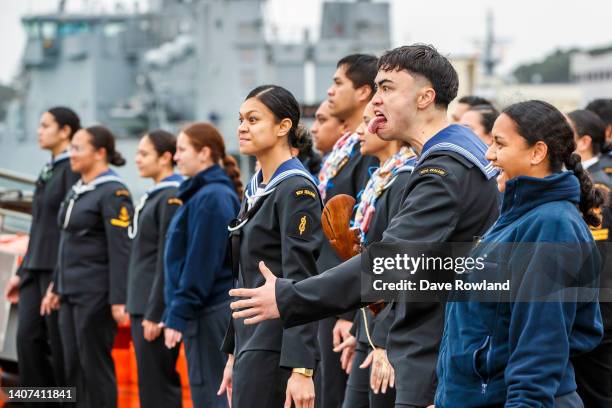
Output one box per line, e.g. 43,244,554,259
573,302,612,408
17,269,65,407
59,292,117,408
342,346,396,408
318,317,348,408
183,301,230,408
233,350,291,408
130,315,182,408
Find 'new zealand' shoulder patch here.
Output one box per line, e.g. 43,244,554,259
115,189,130,197
418,167,447,177
168,198,183,205
288,213,314,241
294,187,317,200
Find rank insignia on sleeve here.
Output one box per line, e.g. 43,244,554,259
591,228,609,241
168,198,183,205
288,213,314,241
115,189,130,197
294,188,317,199
418,167,447,177
110,206,131,228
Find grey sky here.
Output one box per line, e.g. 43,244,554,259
1,0,611,84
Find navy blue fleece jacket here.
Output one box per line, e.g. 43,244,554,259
163,164,239,332
436,171,603,407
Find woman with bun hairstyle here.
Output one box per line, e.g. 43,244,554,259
567,109,612,188
4,107,80,393
162,122,241,408
459,104,499,146
218,85,324,408
40,125,134,408
436,100,604,407
126,130,183,408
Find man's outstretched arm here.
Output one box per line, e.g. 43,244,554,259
230,158,463,328
229,256,364,327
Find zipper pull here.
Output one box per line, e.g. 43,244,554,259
481,383,488,394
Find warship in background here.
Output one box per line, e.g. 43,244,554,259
0,0,390,365
2,0,391,183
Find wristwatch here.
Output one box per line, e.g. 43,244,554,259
292,368,314,377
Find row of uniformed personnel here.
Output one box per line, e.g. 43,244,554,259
6,45,612,408
228,44,612,408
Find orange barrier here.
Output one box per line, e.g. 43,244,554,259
113,322,193,408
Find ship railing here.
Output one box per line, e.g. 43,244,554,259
0,168,34,233
0,169,36,186
0,208,31,234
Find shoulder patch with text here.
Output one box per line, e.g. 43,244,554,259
288,212,314,241
114,189,130,197
294,187,317,200
110,206,131,228
418,167,448,177
167,198,183,206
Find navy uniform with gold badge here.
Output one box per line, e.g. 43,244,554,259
572,169,612,407
55,169,133,408
317,132,378,408
222,158,324,407
126,174,183,408
16,150,79,391
274,125,499,407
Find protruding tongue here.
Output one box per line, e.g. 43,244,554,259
368,116,387,134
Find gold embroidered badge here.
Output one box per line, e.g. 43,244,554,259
299,215,307,235
591,228,609,241
110,206,131,228
168,198,183,205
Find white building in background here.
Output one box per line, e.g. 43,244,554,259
492,84,583,112
571,50,612,106
450,56,583,112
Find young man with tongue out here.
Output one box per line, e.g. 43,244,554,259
316,53,380,408
229,45,500,407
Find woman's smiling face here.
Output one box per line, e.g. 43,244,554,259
486,113,535,190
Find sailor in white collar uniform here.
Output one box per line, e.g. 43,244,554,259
219,85,324,408
43,126,134,408
126,130,184,408
5,107,81,398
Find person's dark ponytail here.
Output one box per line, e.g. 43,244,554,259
109,151,126,167
222,154,244,199
290,124,310,150
504,100,605,227
85,125,126,167
563,152,604,227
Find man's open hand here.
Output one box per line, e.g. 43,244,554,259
229,261,280,324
